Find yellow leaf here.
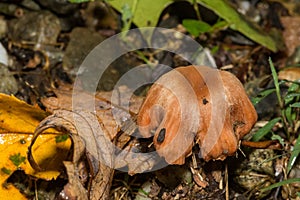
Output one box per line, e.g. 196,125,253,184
0,94,71,198
0,184,27,200
0,94,48,133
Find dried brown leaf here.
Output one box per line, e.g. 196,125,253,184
281,16,300,56
28,85,158,198
28,110,114,199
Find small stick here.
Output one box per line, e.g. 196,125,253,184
241,140,282,149
225,163,229,200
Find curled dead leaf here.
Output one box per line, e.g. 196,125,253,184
28,110,114,200
27,89,157,198
39,85,158,174
137,65,257,164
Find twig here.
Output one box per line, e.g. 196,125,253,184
225,163,229,200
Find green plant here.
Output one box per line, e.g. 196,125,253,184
182,19,228,37
69,0,281,52
252,58,300,141
251,58,300,193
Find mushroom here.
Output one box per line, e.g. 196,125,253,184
137,65,257,165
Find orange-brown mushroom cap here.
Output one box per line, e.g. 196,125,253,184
137,65,257,164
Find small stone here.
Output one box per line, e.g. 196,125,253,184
63,27,105,76
0,63,18,94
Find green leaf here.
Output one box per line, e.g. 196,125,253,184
138,188,150,196
285,93,300,99
9,153,26,167
284,106,293,123
109,0,174,27
252,117,281,142
1,167,11,175
269,58,283,107
109,0,280,52
211,20,228,30
210,45,219,54
288,82,300,92
287,134,300,173
194,0,279,52
271,134,285,147
290,102,300,108
251,88,276,105
182,19,212,37
285,93,300,105
55,134,69,143
261,178,300,192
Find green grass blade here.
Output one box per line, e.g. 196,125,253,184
290,102,300,108
261,178,300,192
251,117,281,142
287,134,300,173
269,58,283,107
285,93,300,99
284,106,293,123
288,82,300,92
271,134,285,147
251,88,276,105
285,93,300,106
